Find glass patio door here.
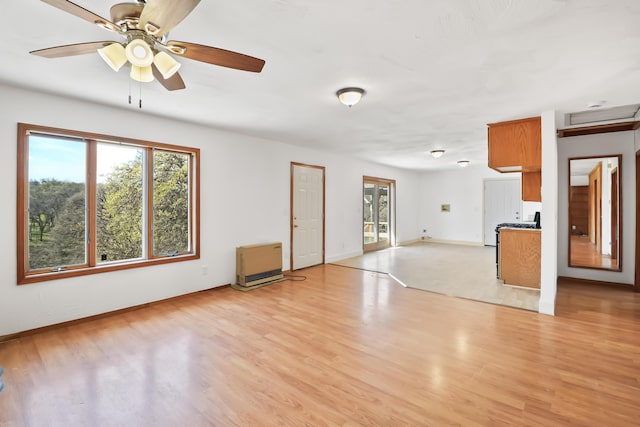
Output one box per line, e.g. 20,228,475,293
363,177,394,252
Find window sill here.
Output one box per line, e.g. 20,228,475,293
18,253,200,285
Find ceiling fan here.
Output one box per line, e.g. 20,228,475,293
30,0,266,91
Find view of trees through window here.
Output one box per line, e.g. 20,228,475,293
95,144,144,264
153,151,190,256
28,136,87,270
24,130,194,276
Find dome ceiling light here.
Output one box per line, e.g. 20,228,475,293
337,87,365,107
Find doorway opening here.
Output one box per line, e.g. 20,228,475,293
363,176,395,252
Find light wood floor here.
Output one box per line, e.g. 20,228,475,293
570,235,617,269
1,265,640,426
333,243,540,311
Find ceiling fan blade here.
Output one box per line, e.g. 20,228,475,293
30,41,115,58
41,0,120,32
166,41,265,73
152,65,186,91
139,0,200,37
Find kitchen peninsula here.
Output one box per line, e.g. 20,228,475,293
498,226,541,289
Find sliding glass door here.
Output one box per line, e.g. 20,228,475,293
363,177,395,252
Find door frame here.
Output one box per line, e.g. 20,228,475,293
362,176,396,253
635,151,639,292
611,167,619,263
290,162,326,271
588,162,602,252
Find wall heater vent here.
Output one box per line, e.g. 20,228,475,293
236,242,283,287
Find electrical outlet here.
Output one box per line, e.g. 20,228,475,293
201,266,208,276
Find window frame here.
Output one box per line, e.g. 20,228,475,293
17,123,200,285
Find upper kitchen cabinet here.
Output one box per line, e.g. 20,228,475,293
521,171,541,202
488,116,541,172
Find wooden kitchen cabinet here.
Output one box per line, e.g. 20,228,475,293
522,171,541,202
499,228,541,289
488,116,541,172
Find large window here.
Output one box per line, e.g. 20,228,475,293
17,123,200,284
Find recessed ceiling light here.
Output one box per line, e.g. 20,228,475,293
430,150,445,158
457,160,470,167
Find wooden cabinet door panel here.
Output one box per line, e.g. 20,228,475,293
488,116,541,172
522,171,541,202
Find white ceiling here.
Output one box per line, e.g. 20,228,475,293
2,0,640,170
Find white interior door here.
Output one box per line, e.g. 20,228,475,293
291,163,324,270
484,179,522,246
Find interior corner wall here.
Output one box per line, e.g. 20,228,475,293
0,83,421,336
418,165,504,244
557,130,636,285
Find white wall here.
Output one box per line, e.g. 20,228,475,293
0,84,421,335
418,165,506,244
539,110,559,316
557,131,636,285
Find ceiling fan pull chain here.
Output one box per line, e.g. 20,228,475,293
139,80,143,109
128,77,132,105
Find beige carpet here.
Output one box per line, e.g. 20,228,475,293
332,242,540,312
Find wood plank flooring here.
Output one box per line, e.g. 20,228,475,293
332,243,540,311
570,235,617,269
1,265,639,426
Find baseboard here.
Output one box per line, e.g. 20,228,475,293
397,239,420,246
0,284,230,343
557,276,633,289
326,251,363,264
418,238,484,247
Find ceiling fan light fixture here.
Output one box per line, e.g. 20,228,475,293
337,87,365,107
430,150,445,158
130,64,154,83
166,44,187,55
144,21,161,36
154,51,181,79
125,39,154,67
97,42,127,72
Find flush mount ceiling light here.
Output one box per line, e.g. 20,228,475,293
337,87,365,107
457,160,470,167
430,150,445,158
